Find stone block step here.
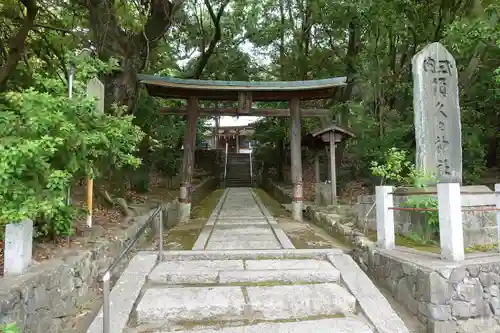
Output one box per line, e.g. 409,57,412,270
206,239,282,250
136,283,356,325
247,283,356,321
162,318,373,333
148,268,340,285
219,269,340,284
136,286,246,325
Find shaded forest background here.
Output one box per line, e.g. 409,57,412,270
0,0,499,236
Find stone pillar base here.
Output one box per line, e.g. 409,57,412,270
178,202,191,223
292,201,303,222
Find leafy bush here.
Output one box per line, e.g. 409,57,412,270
370,147,439,241
0,57,145,237
0,323,19,333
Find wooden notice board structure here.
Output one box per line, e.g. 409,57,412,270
305,125,355,205
138,74,347,222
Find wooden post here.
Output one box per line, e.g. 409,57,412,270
86,77,104,228
179,97,199,223
214,116,219,149
236,130,240,153
314,151,320,205
289,97,303,221
329,132,337,204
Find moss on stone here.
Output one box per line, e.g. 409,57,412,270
163,219,206,250
254,188,290,217
163,189,225,249
191,189,225,219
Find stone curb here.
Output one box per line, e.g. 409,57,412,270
192,188,229,250
327,253,410,333
86,253,157,333
250,188,296,249
139,249,345,261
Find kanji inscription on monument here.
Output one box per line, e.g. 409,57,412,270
412,42,462,183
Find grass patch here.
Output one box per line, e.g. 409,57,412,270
163,189,225,250
366,231,499,254
191,189,225,219
254,188,290,217
163,219,206,250
366,231,440,253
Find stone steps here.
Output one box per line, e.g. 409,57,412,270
136,283,357,326
135,258,358,329
155,317,373,333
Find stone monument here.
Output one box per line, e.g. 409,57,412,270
86,77,105,114
412,42,462,183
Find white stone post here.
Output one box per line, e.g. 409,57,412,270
437,183,464,261
4,219,33,276
496,184,500,253
375,186,395,249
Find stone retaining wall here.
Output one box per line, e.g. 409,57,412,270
0,177,216,333
265,180,500,333
0,210,157,333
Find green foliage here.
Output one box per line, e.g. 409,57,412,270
0,57,144,236
370,147,439,241
0,323,19,333
370,148,415,185
36,205,86,238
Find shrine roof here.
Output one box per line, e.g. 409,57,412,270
311,125,356,139
138,74,347,101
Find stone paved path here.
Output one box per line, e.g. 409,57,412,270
192,188,295,251
86,187,410,333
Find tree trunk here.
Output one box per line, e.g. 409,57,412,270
77,0,177,111
0,0,38,90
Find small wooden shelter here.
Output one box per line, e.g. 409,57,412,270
306,125,355,204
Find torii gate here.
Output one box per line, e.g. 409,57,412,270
138,75,347,222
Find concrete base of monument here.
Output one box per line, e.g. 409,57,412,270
178,202,191,223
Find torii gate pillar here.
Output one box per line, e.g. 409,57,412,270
289,97,303,221
179,97,199,223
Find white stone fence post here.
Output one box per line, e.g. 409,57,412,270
437,183,464,261
375,183,468,261
3,219,33,276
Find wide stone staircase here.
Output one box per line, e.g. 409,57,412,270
224,153,252,187
126,252,382,333
87,188,410,333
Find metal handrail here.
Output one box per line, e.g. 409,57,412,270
101,205,164,333
224,141,229,184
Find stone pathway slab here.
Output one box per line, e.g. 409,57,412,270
245,259,335,270
219,268,340,284
246,283,356,320
136,286,246,324
206,240,282,250
168,318,373,333
208,233,279,242
197,188,295,251
152,259,245,271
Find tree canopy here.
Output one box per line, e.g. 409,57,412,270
0,0,499,234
